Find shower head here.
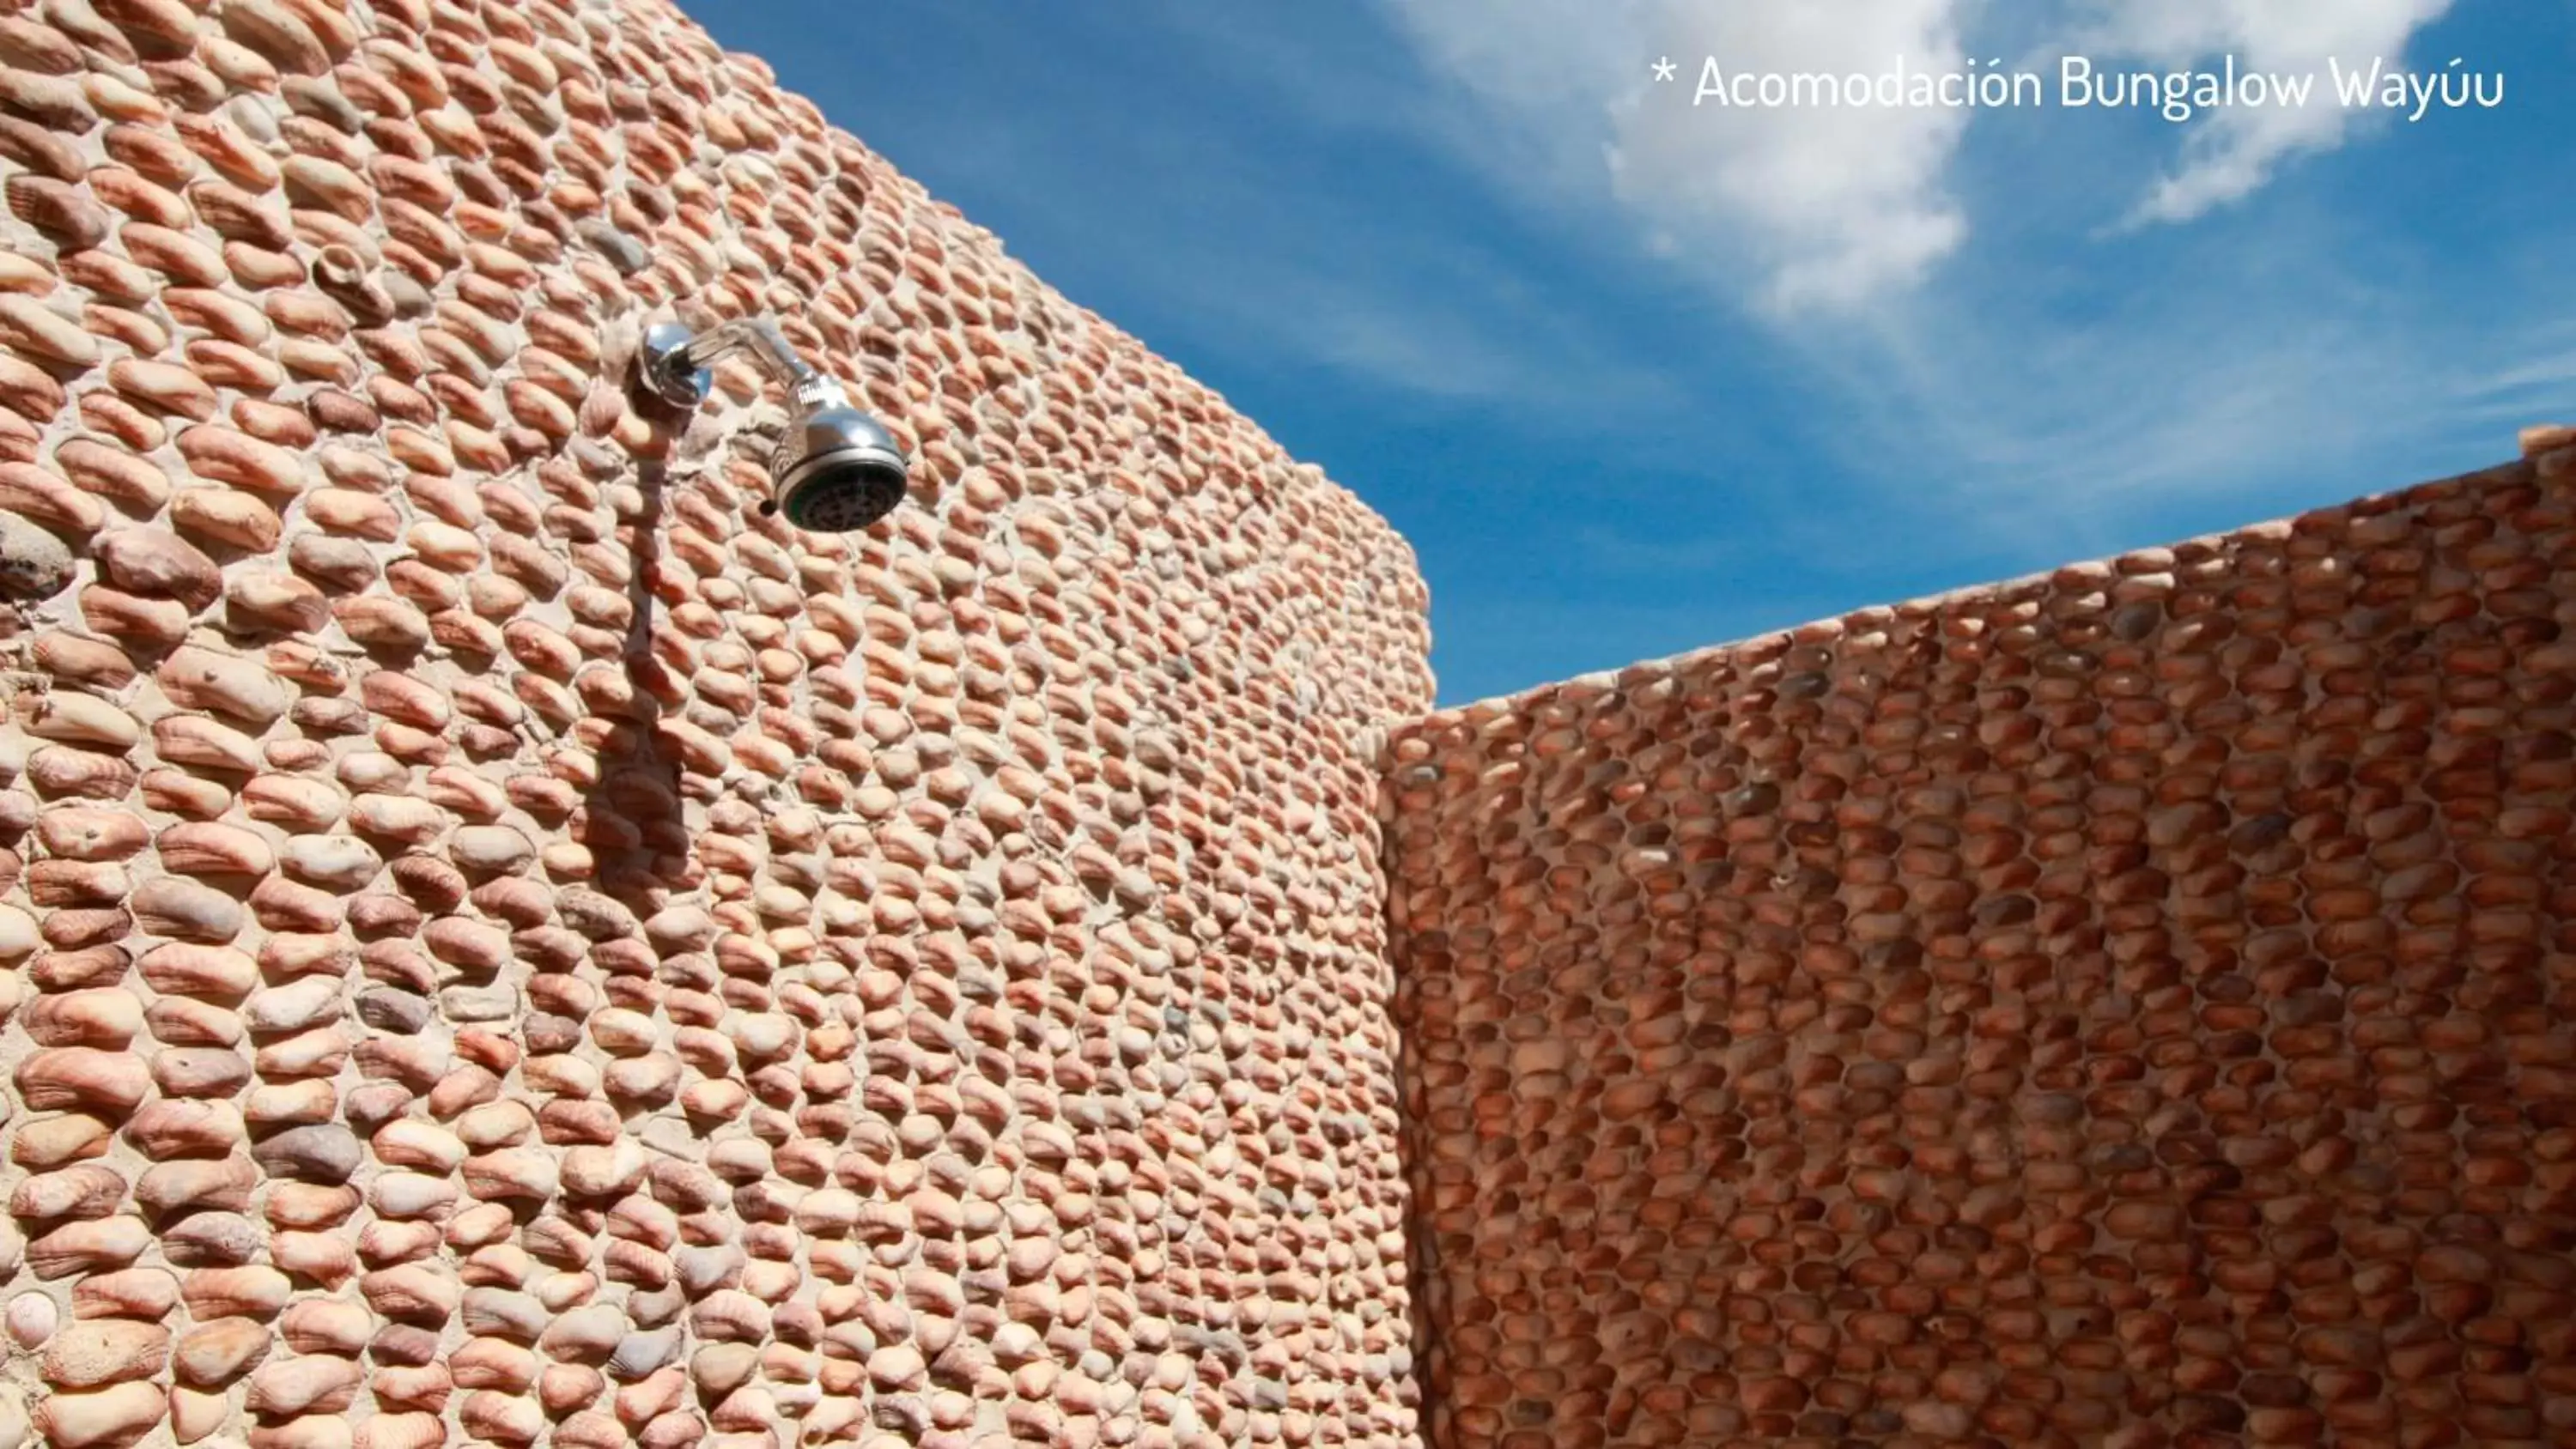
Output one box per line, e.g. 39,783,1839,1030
769,379,908,531
640,317,911,532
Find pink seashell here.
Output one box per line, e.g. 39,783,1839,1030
171,486,283,551
0,294,97,365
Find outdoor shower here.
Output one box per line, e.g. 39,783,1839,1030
639,317,911,531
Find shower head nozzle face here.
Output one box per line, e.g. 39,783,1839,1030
769,397,910,532
775,449,908,531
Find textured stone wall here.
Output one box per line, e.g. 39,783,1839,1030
0,0,1435,1446
1385,449,2576,1449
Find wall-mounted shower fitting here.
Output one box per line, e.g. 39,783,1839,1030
640,317,911,532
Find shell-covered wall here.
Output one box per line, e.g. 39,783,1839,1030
0,0,1436,1445
1384,449,2576,1449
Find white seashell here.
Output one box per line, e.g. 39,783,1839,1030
0,906,37,961
5,1293,56,1349
16,693,139,750
277,835,382,889
157,646,292,725
446,825,532,873
153,716,264,773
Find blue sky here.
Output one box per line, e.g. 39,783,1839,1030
690,0,2575,706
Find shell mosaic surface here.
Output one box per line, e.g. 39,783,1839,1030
0,0,1437,1445
1386,450,2576,1449
5,0,2576,1443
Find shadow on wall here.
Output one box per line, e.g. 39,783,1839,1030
555,379,772,1108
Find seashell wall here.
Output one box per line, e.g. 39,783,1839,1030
0,0,1435,1446
1386,446,2576,1449
9,0,2576,1444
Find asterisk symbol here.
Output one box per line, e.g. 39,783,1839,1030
1652,56,1678,82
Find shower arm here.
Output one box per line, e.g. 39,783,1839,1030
642,317,848,411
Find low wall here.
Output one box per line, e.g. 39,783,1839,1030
0,0,1435,1445
1385,451,2576,1449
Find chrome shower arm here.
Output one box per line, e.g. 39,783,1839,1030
676,317,817,389
642,318,841,408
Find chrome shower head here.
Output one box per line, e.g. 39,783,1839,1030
769,380,908,532
640,317,911,532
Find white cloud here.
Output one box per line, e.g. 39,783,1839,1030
1379,0,1977,316
866,45,1680,419
1358,0,2549,542
1376,0,2470,310
2066,0,2458,224
1772,233,2576,573
1613,0,1973,312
